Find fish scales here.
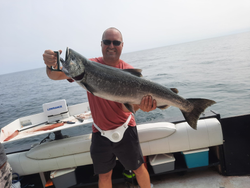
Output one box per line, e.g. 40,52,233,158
84,61,188,108
61,48,215,129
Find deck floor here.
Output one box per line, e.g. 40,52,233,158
81,168,250,188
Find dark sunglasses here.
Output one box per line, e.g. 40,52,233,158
102,40,122,46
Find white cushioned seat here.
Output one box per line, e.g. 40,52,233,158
137,122,176,143
26,134,92,160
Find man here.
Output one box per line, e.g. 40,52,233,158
43,27,156,188
0,142,12,188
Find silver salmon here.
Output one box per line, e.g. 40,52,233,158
60,47,215,129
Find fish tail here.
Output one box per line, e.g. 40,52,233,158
181,98,216,130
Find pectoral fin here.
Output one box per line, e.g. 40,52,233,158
79,83,95,96
157,105,170,110
122,69,143,77
124,103,135,114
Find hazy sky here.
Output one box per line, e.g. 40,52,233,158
0,0,250,75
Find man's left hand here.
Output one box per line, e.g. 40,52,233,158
139,95,157,112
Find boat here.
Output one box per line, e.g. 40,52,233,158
1,99,250,188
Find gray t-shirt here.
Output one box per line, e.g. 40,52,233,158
0,143,7,167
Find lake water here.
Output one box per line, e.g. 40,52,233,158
1,31,250,147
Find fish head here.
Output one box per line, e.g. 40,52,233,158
61,47,86,80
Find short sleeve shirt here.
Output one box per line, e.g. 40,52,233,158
69,57,136,132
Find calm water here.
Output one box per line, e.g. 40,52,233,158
1,31,250,146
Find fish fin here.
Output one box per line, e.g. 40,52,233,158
122,69,143,77
170,88,179,94
124,103,135,114
81,83,95,96
157,88,178,109
158,105,170,110
181,98,216,130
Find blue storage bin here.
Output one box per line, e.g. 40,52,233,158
182,148,209,168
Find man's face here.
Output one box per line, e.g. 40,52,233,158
101,29,123,65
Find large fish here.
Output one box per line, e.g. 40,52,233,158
60,47,215,129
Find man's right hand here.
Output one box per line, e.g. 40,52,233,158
43,50,62,68
43,49,69,80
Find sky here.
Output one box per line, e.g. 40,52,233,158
0,0,250,75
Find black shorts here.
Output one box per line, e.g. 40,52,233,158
90,126,144,174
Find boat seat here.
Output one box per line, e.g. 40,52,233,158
137,122,176,143
26,134,92,160
26,122,176,160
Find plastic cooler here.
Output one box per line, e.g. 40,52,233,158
182,148,209,168
50,168,76,188
149,154,175,174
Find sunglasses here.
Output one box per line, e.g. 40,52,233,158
102,40,122,46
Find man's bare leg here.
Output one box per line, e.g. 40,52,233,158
98,170,113,188
133,164,151,188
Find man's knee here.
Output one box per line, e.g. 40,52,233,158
133,163,147,175
99,170,113,182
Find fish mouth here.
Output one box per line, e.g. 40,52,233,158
60,47,70,76
64,47,85,81
60,47,70,66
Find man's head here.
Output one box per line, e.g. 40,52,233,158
101,27,124,66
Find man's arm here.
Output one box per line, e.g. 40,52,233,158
122,95,157,113
43,50,70,80
46,66,70,80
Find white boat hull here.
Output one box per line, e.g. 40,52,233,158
7,118,222,176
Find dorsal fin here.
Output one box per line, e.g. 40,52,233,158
170,88,179,94
122,69,143,77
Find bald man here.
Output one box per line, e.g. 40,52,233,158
43,27,156,188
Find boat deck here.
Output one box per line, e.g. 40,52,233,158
81,167,250,188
